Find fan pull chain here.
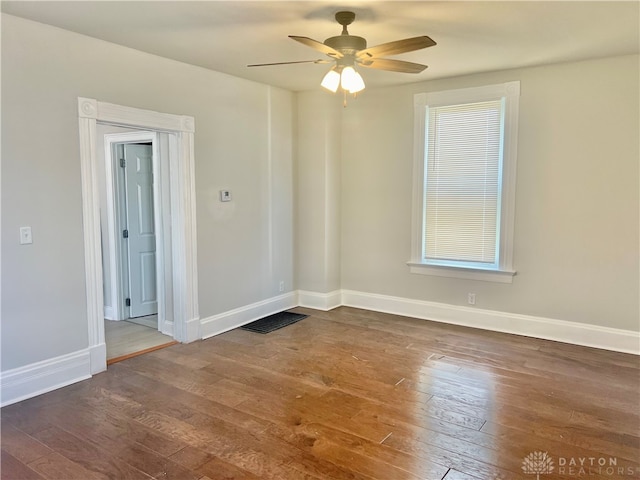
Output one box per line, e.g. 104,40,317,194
342,91,360,107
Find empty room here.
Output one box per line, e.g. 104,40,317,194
1,2,638,479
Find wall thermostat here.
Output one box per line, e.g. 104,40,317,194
220,190,232,202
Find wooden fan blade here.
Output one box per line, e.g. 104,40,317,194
358,58,427,73
357,36,436,59
248,59,330,67
289,36,343,58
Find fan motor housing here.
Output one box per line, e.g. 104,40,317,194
324,35,367,54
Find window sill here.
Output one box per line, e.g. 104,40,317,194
407,262,516,284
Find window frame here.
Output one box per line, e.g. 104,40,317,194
409,81,520,283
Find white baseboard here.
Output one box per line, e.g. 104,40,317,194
103,305,115,320
160,320,174,339
184,317,201,343
340,290,640,355
0,349,92,407
89,343,107,375
200,292,297,339
200,289,639,354
297,290,342,311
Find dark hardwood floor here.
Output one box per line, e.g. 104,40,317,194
2,306,639,479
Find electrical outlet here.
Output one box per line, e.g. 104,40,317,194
279,281,285,292
467,293,476,305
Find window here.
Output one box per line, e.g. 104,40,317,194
409,82,520,283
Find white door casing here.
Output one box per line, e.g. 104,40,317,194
123,143,158,318
104,132,163,325
78,98,199,375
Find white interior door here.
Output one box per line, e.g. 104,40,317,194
124,143,158,318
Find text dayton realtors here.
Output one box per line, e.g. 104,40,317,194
557,456,639,477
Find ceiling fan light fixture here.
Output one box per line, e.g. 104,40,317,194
250,11,435,97
321,68,340,92
347,70,365,93
340,66,365,93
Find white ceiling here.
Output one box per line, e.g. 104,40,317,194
2,1,639,92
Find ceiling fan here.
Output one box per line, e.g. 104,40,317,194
248,11,436,98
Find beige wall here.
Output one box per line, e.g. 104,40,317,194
1,14,295,370
340,54,639,331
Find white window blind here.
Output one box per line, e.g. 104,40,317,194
424,100,504,266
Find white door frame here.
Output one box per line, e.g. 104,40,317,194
104,132,161,323
78,97,200,375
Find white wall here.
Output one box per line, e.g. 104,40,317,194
296,91,343,294
339,55,639,332
1,14,295,371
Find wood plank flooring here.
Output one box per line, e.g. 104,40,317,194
105,319,176,363
2,306,639,479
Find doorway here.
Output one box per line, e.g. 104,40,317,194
101,131,165,328
101,132,172,361
79,97,200,375
111,140,158,327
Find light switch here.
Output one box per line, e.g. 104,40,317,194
220,190,232,202
20,226,33,245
